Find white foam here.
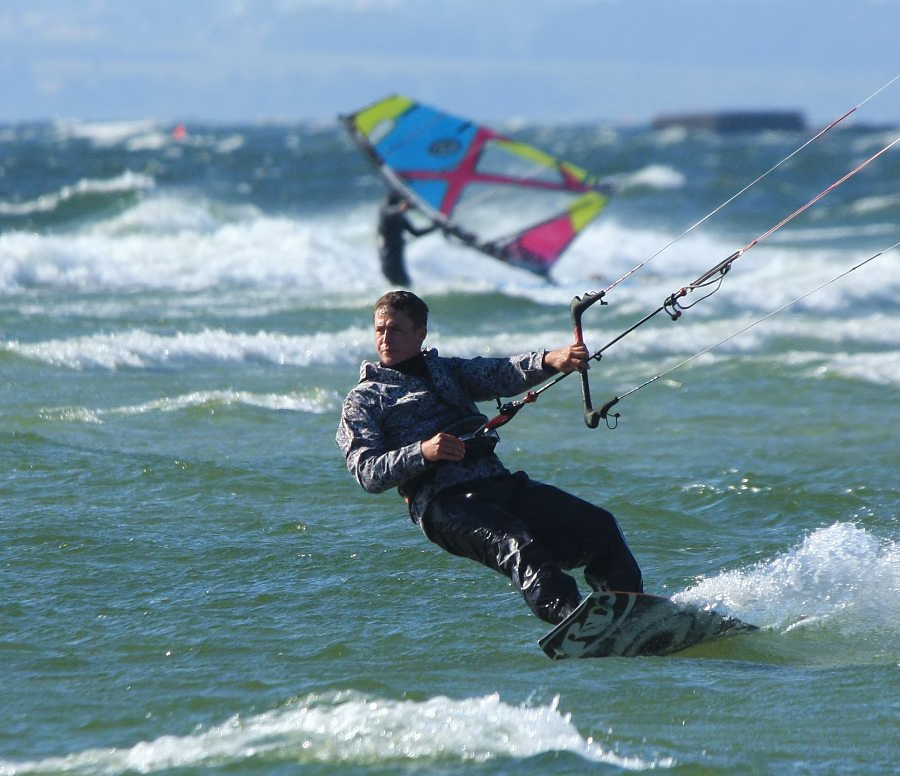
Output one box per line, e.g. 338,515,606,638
820,350,900,386
0,692,666,774
675,522,899,637
0,203,382,294
1,189,896,312
848,193,900,216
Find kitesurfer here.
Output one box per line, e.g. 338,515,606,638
377,192,436,286
336,290,643,625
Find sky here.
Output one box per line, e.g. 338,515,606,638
2,0,898,127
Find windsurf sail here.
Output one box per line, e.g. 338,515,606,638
341,95,614,277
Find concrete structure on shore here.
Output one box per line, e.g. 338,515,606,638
652,111,807,133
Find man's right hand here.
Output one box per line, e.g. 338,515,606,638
421,432,466,462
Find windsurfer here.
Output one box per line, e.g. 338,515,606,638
377,191,437,286
336,290,643,625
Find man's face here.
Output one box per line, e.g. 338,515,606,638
374,307,426,366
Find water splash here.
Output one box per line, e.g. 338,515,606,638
675,522,899,660
0,692,667,774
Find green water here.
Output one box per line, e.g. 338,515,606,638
1,121,898,772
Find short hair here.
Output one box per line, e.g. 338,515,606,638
374,290,429,329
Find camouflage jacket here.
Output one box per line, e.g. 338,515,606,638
336,347,554,524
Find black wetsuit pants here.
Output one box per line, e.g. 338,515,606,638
420,472,643,625
379,245,411,286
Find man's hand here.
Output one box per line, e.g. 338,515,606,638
421,432,466,462
543,342,590,373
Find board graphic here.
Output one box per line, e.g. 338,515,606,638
539,591,757,659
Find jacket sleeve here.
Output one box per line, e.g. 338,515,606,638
336,391,431,494
450,351,553,401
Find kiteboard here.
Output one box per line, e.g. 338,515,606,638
539,591,757,659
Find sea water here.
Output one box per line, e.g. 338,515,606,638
1,116,898,774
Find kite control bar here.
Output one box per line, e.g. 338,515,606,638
465,290,609,436
570,290,606,428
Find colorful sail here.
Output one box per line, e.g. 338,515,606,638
341,95,614,277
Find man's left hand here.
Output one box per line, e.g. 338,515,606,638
543,343,590,373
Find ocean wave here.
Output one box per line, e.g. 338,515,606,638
618,164,686,192
5,309,898,390
52,118,250,155
3,195,895,309
820,350,900,386
93,194,260,236
0,324,562,373
2,326,373,370
53,118,163,147
0,171,154,217
849,193,900,216
37,388,341,424
0,205,379,293
0,692,664,774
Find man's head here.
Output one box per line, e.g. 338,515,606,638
373,291,429,366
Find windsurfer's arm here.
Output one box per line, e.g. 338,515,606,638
381,203,408,218
403,215,438,238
